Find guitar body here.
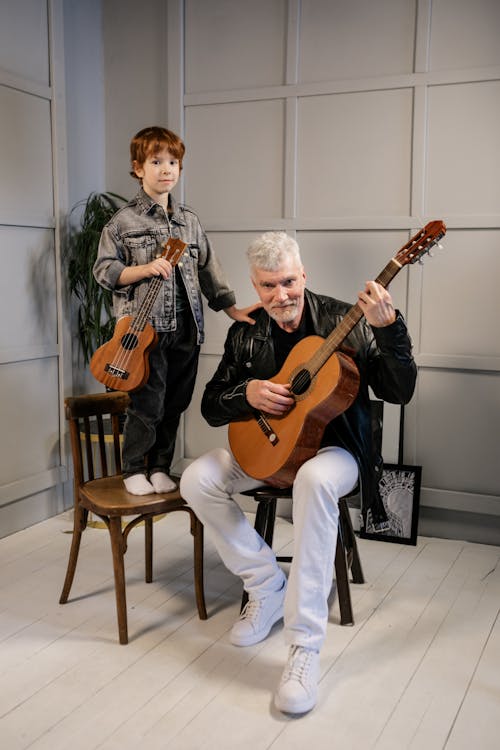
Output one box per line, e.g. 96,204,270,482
90,315,158,392
229,336,360,486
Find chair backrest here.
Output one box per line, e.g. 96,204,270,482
65,392,130,486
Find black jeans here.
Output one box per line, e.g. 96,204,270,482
121,314,200,478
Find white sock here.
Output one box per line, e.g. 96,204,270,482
149,472,177,494
123,474,155,495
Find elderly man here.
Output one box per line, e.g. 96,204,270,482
180,231,416,714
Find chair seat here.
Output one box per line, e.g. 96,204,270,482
81,476,186,517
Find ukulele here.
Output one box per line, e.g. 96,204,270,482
90,237,187,392
228,221,447,486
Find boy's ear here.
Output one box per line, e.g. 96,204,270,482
132,160,144,178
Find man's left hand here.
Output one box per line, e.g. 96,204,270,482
357,281,397,328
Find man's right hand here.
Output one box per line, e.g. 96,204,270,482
245,379,295,415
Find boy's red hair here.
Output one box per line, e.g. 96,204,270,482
130,126,185,179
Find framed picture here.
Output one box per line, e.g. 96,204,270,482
361,463,422,546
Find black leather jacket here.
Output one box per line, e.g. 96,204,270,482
202,288,417,524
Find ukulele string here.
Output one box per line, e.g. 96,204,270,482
106,239,185,379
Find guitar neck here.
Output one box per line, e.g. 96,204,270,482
127,238,187,332
309,256,403,375
132,276,164,331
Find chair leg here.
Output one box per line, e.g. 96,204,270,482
191,516,208,620
145,516,153,583
108,516,128,645
59,506,88,604
339,497,365,584
334,530,354,626
241,499,278,611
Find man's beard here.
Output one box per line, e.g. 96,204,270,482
268,301,300,325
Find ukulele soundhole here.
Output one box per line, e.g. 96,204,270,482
120,333,139,351
291,368,311,396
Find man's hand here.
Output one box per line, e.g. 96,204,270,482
224,302,263,325
245,379,294,415
357,281,396,328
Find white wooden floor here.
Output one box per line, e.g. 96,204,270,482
0,509,499,750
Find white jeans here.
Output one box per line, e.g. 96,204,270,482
180,445,358,651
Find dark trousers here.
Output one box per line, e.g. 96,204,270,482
121,314,200,478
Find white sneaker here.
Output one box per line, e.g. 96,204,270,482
149,472,177,494
123,474,155,495
274,645,320,714
230,583,286,647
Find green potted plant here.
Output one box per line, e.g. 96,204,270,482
65,191,126,364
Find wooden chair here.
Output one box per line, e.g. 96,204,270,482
60,391,207,644
240,401,384,625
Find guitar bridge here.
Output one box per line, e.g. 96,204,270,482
256,413,279,446
104,364,129,380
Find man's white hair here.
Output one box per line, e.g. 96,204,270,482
246,231,302,275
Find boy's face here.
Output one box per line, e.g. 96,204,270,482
133,147,180,203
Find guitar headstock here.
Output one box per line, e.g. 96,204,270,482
160,238,188,267
395,221,447,267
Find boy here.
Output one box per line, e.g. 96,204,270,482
93,126,258,495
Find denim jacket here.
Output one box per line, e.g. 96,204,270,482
93,188,236,343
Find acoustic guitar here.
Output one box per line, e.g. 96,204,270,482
90,237,187,392
228,221,447,486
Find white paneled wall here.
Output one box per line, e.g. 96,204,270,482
164,0,500,542
0,0,70,537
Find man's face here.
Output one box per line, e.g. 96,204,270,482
252,257,306,331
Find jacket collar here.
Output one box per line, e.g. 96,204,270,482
135,188,186,226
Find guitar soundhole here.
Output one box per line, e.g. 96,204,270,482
291,368,311,396
120,333,139,351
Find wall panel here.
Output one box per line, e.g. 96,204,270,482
0,0,49,86
0,87,54,224
0,358,60,488
419,230,500,361
297,89,413,217
429,0,500,71
299,0,416,82
426,82,500,217
184,100,285,220
416,369,497,498
0,0,68,537
185,0,287,93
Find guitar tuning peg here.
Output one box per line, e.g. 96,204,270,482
428,250,434,258
418,257,424,265
437,243,444,250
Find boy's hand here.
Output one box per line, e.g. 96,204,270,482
224,302,263,325
145,257,173,279
117,258,173,286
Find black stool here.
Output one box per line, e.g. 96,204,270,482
240,485,364,625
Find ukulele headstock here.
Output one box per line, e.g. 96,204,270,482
161,238,188,267
396,221,447,267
